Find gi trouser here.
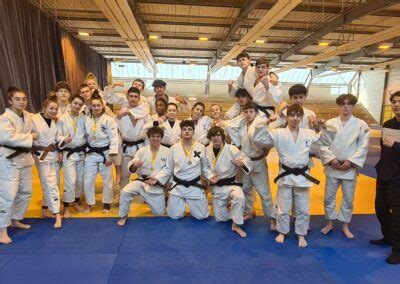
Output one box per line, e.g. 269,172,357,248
62,153,84,204
276,185,310,236
242,159,276,218
375,179,400,254
324,176,357,223
84,152,113,206
211,185,245,225
119,180,165,217
37,162,61,214
167,185,209,220
0,160,32,227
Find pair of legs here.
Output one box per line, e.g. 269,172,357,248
321,177,356,238
118,180,165,226
212,185,246,238
0,162,32,244
275,185,310,248
37,162,62,228
167,185,210,220
112,150,123,204
242,160,276,230
372,179,400,264
84,154,114,213
62,156,84,218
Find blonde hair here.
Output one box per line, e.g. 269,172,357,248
84,72,98,85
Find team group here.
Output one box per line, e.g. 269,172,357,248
0,52,372,248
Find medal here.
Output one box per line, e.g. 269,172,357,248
188,160,192,165
181,140,195,166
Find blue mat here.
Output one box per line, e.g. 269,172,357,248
0,216,398,283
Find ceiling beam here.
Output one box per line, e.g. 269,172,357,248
275,25,400,73
209,0,302,74
94,0,156,72
270,0,396,65
208,0,261,68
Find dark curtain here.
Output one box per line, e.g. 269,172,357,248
0,0,109,113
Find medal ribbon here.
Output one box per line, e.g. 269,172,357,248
150,149,159,173
181,140,195,164
212,144,224,169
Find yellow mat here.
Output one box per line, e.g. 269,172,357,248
25,149,376,218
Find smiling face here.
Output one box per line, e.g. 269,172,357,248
56,88,71,104
44,102,59,119
210,133,223,147
91,98,104,116
80,86,92,102
154,86,165,96
210,105,222,120
255,63,269,77
191,104,205,120
70,97,84,113
86,79,98,93
149,133,162,148
155,100,167,116
166,104,177,120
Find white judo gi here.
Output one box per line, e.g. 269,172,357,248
205,143,252,225
116,107,149,188
252,126,321,236
84,114,119,206
155,140,213,220
191,116,212,145
319,115,370,223
229,65,257,97
119,145,169,217
225,115,276,218
31,113,61,214
0,109,35,228
144,118,181,147
57,112,87,204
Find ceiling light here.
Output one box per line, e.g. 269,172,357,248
330,66,338,71
318,41,330,47
378,43,392,50
149,35,159,40
78,32,90,36
199,37,208,41
255,39,265,44
190,61,197,65
157,60,164,64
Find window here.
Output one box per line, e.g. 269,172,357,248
330,85,349,95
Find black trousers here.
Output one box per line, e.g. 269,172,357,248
375,179,400,254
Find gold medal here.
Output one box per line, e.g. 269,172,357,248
181,140,195,165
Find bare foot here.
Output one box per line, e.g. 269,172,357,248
42,208,53,218
270,218,277,231
275,233,285,244
73,203,84,213
298,235,308,248
0,228,12,244
53,214,62,229
11,220,31,229
243,211,256,221
321,221,333,235
232,223,247,238
342,223,354,239
117,217,127,226
63,208,71,219
83,205,92,214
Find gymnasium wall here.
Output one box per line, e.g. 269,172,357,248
382,68,400,122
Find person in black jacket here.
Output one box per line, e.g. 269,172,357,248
371,91,400,264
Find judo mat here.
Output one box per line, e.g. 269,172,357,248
1,215,399,283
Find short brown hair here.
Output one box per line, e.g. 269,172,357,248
54,81,71,93
180,119,195,130
7,86,24,101
236,52,250,61
336,94,357,105
147,126,164,138
390,91,400,102
287,103,304,117
243,101,258,112
255,57,269,67
207,126,226,141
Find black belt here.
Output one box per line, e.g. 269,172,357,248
172,175,205,190
274,164,320,185
86,144,110,164
2,145,32,159
65,143,88,159
161,143,172,148
256,105,275,118
122,139,144,153
135,175,165,188
214,176,243,187
250,154,265,161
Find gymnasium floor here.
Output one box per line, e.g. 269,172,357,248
1,130,399,283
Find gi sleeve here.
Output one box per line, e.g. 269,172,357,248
107,118,120,154
154,147,174,185
348,123,370,169
0,115,33,147
230,145,252,174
